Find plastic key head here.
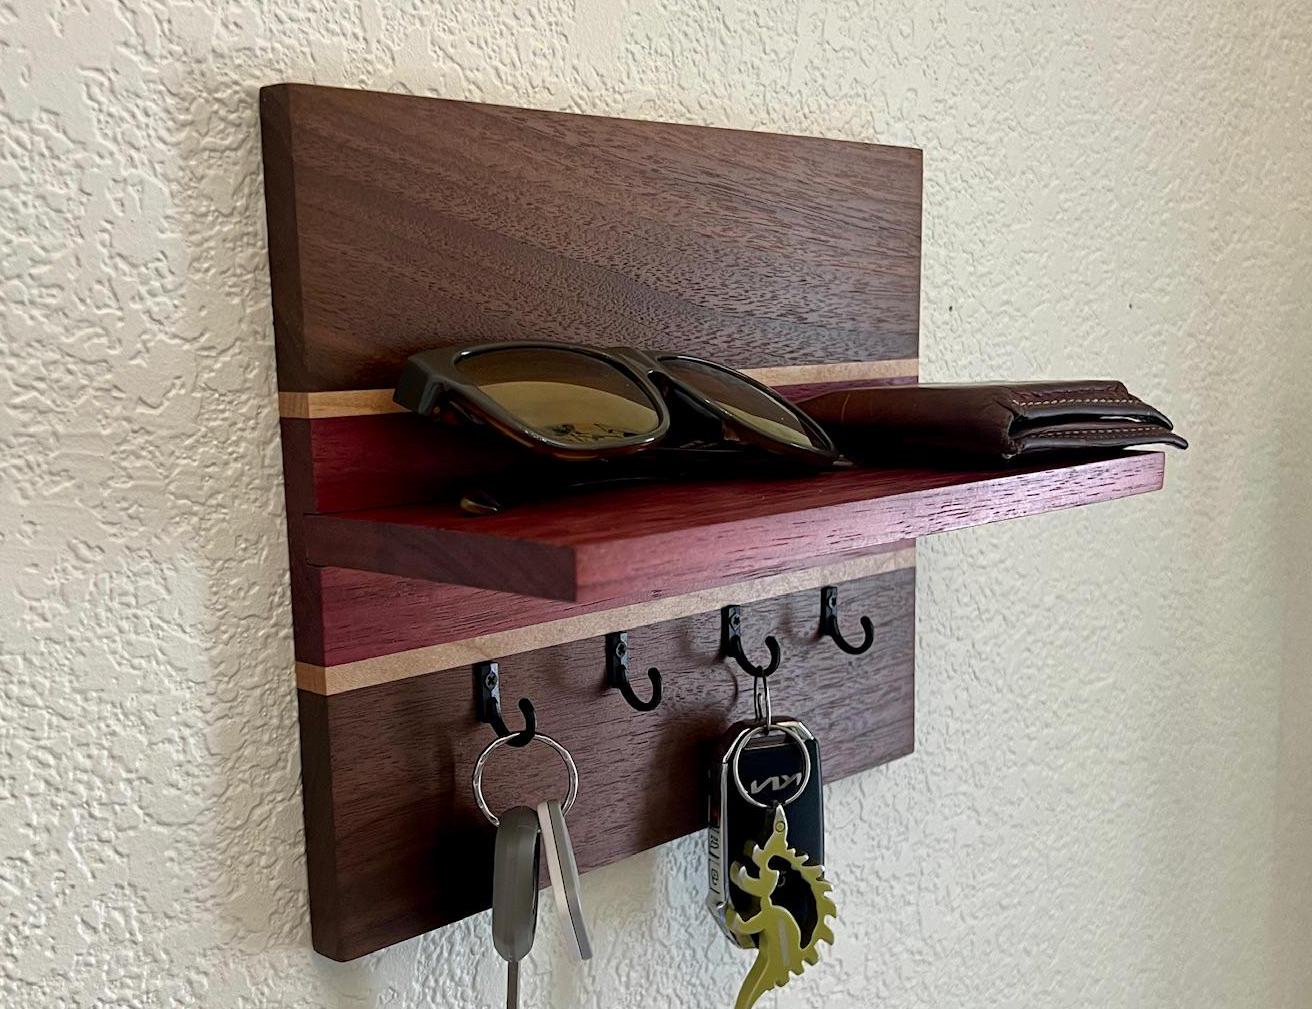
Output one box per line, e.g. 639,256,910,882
492,805,541,1008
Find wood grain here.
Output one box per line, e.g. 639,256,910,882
300,568,914,961
260,83,922,392
297,545,915,691
303,452,1165,602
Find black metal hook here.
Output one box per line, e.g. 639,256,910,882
720,604,782,678
473,660,536,746
605,631,663,712
818,585,875,655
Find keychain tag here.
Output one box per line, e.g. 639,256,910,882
537,798,593,961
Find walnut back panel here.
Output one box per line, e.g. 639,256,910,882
260,83,922,391
260,83,923,961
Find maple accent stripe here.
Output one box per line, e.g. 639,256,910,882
277,358,920,419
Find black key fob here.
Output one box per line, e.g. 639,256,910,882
706,718,824,948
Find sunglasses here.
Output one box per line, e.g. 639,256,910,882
393,342,839,468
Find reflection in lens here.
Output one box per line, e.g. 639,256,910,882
660,357,823,450
455,347,662,448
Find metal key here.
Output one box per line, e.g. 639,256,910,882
536,798,593,960
492,805,541,1009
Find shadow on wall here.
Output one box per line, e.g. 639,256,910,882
165,64,388,1003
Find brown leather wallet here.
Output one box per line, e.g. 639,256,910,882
797,381,1188,462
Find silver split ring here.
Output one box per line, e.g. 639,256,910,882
471,731,579,826
728,722,812,809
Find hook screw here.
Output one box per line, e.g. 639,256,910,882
818,585,875,655
473,660,537,746
720,605,782,678
605,631,663,712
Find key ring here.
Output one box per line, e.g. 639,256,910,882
472,731,579,827
752,674,773,731
728,721,812,809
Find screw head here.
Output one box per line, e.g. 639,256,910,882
483,671,498,689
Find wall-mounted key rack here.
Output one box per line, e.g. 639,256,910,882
260,83,1165,961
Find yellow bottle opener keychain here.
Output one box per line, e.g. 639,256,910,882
726,803,837,1009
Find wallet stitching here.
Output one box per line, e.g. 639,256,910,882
1010,385,1125,397
1013,396,1139,406
1020,428,1173,437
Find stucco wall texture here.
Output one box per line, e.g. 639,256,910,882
3,0,1310,1006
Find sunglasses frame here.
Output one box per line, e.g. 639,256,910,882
393,341,839,466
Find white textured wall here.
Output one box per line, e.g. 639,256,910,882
2,0,1309,1006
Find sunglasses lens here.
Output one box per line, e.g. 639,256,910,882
660,358,826,451
456,347,662,447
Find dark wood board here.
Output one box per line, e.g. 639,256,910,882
260,83,922,392
300,568,914,961
303,452,1165,603
257,84,936,960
